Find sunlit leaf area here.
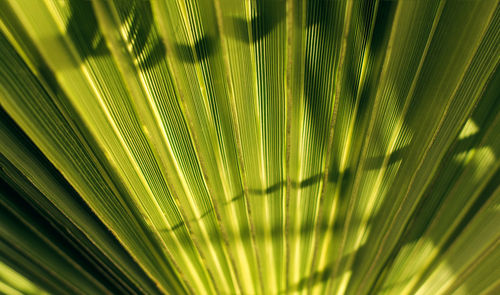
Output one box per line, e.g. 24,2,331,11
1,0,499,294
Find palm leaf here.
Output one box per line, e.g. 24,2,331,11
1,0,499,294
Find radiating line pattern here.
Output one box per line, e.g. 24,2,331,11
0,0,499,294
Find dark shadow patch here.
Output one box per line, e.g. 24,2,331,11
306,0,331,28
228,0,285,43
368,0,397,59
65,0,164,69
174,35,217,63
65,0,107,59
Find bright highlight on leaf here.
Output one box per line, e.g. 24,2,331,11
0,0,499,294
